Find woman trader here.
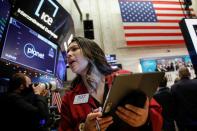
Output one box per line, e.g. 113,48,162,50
59,36,162,131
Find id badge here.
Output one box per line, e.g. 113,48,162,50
73,93,89,104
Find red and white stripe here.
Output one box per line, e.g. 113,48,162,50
52,92,62,113
122,0,196,46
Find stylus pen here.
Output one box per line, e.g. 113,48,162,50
91,108,101,131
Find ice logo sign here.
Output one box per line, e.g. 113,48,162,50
24,43,45,59
34,0,59,26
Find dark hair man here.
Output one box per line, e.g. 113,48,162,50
1,73,49,131
154,76,175,131
171,67,197,130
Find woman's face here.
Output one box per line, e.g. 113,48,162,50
67,42,89,75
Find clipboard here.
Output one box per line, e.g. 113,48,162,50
102,72,165,115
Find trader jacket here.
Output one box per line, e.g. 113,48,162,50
59,70,163,131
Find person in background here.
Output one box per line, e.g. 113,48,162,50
171,66,197,130
59,36,163,131
174,76,180,84
1,73,49,131
153,76,175,131
22,75,49,108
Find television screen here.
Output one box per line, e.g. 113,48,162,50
140,56,185,72
0,0,11,43
156,57,184,72
55,50,67,81
1,17,57,75
140,59,157,72
183,19,197,54
106,54,117,63
183,55,193,67
179,18,197,72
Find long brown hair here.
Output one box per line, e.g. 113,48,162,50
69,37,114,88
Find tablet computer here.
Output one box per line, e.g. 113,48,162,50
102,72,165,115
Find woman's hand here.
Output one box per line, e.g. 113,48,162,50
84,108,113,131
115,97,149,127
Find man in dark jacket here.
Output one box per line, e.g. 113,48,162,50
1,73,49,131
171,67,197,131
154,76,175,131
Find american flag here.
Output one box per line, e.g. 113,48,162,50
118,0,196,46
52,92,62,113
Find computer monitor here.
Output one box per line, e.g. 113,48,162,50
179,18,197,73
106,54,117,63
1,17,57,75
0,0,11,44
140,59,157,72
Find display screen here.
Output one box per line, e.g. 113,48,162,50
183,55,192,67
179,19,197,72
11,0,74,45
1,17,57,75
140,55,192,73
55,50,67,81
0,0,11,43
140,59,157,72
156,57,183,72
106,54,117,63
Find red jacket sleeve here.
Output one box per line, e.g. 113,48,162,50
149,98,163,131
58,94,78,131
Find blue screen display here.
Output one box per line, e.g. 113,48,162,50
1,17,57,75
0,0,11,43
140,55,193,73
140,59,157,72
183,55,192,67
55,50,66,81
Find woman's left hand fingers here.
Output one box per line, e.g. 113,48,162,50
115,98,149,127
97,116,113,131
124,97,149,115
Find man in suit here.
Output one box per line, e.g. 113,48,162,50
154,76,175,131
171,66,197,131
